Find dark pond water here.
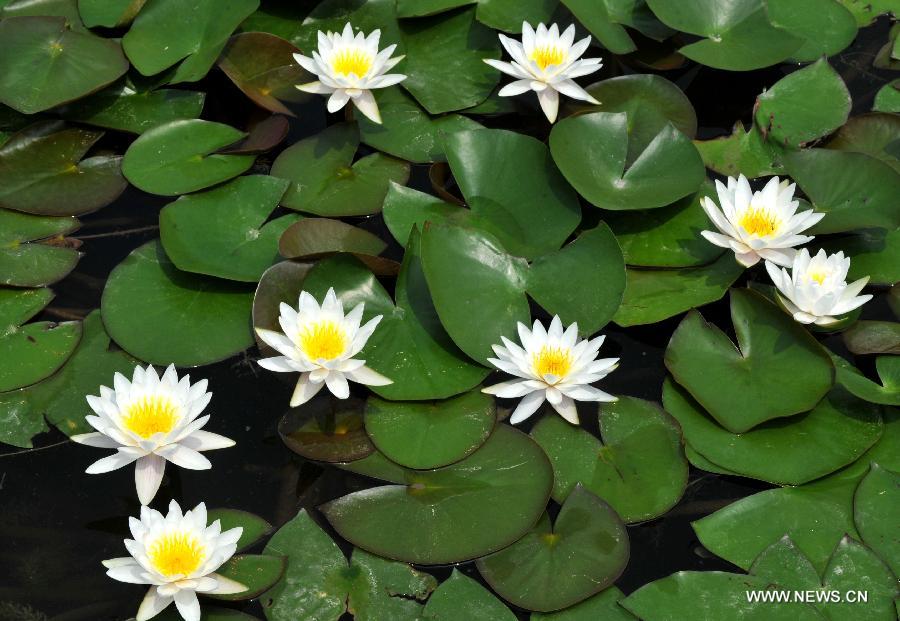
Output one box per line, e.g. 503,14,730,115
1,14,895,621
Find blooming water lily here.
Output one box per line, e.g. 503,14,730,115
72,365,234,505
482,316,618,425
484,22,603,122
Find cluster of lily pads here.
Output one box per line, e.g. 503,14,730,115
1,0,898,620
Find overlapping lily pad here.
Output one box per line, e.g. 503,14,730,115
854,463,900,576
530,587,635,620
300,232,489,401
476,486,629,612
843,320,900,355
278,218,398,276
874,79,900,112
291,0,403,52
826,112,900,173
77,0,147,28
561,0,672,53
833,353,900,406
0,121,127,216
321,425,553,564
101,240,255,366
364,390,495,469
550,112,705,211
531,397,688,523
278,395,374,463
665,289,834,433
252,260,313,357
1,0,85,29
821,227,899,286
694,121,782,179
209,554,286,601
396,0,556,32
0,208,80,287
271,123,410,217
206,508,273,552
160,175,295,282
421,222,625,363
424,569,516,621
0,16,128,113
766,0,858,61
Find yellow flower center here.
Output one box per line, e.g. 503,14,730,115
533,346,573,379
148,532,206,577
300,321,348,361
530,45,566,70
332,48,372,77
739,206,781,237
808,270,828,285
121,396,179,438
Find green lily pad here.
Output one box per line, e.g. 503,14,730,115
755,58,851,148
531,397,688,523
0,16,128,114
271,123,410,217
252,261,314,357
60,81,206,135
550,112,705,211
336,448,409,485
832,353,900,406
0,385,49,447
209,554,286,601
476,486,629,612
664,378,883,485
827,112,900,173
783,148,900,234
0,208,80,287
766,0,858,61
421,222,625,363
300,233,489,400
160,175,295,282
399,7,499,114
873,79,900,112
291,0,403,53
0,304,81,393
854,463,900,575
0,121,127,216
278,395,374,463
101,240,255,366
77,0,146,27
621,571,822,620
217,32,308,116
605,181,725,268
123,119,255,196
694,121,782,179
442,128,581,258
122,0,259,83
423,569,516,621
321,424,553,564
263,509,437,621
665,288,834,433
836,0,897,26
530,587,635,620
560,0,673,53
206,509,273,552
357,88,482,164
277,218,398,276
364,390,496,469
381,183,465,246
396,0,556,33
1,0,84,30
612,253,744,327
843,320,900,355
645,0,803,71
821,227,899,286
748,535,823,591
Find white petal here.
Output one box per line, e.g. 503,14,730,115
498,79,535,97
509,391,545,424
327,89,351,113
346,365,393,386
297,80,334,94
157,444,212,471
70,432,121,448
560,384,617,402
734,250,761,267
174,589,201,621
552,395,579,424
537,88,559,123
552,79,598,103
178,430,235,452
700,230,735,249
107,563,152,585
481,380,537,398
483,58,531,80
290,373,325,407
255,328,298,359
325,371,350,399
205,573,249,595
136,587,174,621
352,90,381,124
86,450,141,474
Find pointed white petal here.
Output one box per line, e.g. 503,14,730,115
134,454,166,506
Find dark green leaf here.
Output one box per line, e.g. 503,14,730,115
278,395,374,463
206,509,273,553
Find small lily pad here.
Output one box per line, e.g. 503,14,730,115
843,320,900,355
832,353,900,406
874,79,900,112
0,303,81,393
160,175,295,282
364,390,496,469
0,208,80,287
277,218,398,276
694,121,782,179
278,395,374,463
251,260,314,357
101,240,255,366
854,463,900,575
476,486,629,612
209,554,286,601
423,569,517,621
206,508,273,552
122,119,256,196
531,397,688,523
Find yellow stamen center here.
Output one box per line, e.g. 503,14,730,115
533,346,573,379
738,206,781,237
530,45,566,70
809,271,827,285
332,48,372,77
121,396,179,438
300,321,348,361
148,532,206,577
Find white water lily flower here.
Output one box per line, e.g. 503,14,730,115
482,316,618,425
255,287,392,407
484,22,603,123
72,365,234,505
700,174,824,268
104,500,246,621
766,248,872,326
293,22,406,124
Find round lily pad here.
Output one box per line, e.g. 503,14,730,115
874,79,900,112
101,240,255,366
277,218,399,276
0,16,128,114
122,119,256,196
278,395,374,463
422,222,625,363
0,208,80,287
209,554,287,602
0,121,127,216
423,569,516,621
663,378,883,485
160,175,295,282
300,231,488,401
531,397,688,523
364,390,496,469
854,463,900,575
476,486,629,612
665,288,835,433
321,424,554,565
206,508,273,552
251,260,314,357
843,320,900,355
550,112,705,211
766,0,858,61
